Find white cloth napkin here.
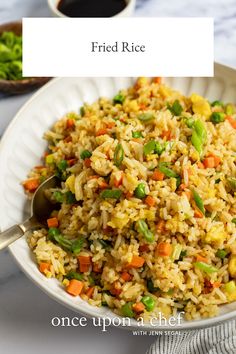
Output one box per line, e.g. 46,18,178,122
147,320,236,354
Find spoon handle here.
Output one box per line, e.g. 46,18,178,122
0,224,25,250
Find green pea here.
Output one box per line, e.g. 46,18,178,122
147,279,160,293
53,191,64,203
80,150,92,160
113,93,125,104
57,160,68,171
210,112,225,124
141,295,156,311
132,131,143,138
65,191,76,204
211,100,224,107
121,302,135,318
167,100,183,116
216,249,228,259
134,183,146,198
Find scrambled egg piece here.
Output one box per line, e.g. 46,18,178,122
205,225,227,245
65,174,75,193
190,93,211,119
228,255,236,278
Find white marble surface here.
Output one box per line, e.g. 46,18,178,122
0,1,236,353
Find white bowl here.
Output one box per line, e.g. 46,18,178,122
1,66,236,330
47,0,136,18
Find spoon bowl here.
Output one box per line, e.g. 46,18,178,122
0,175,60,250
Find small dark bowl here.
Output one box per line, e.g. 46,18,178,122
0,21,50,95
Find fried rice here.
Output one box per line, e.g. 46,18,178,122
24,77,236,321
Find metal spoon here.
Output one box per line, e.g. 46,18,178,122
0,175,60,250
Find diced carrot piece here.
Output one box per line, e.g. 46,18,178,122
78,255,91,273
23,178,40,192
152,170,165,181
212,281,221,288
125,191,133,199
98,179,109,189
68,158,76,166
194,207,204,218
139,244,149,252
66,279,84,296
153,77,162,84
133,302,145,313
183,189,192,201
96,128,108,136
110,281,122,296
121,272,132,282
66,119,75,129
64,135,72,143
114,172,123,187
86,287,94,298
47,217,59,228
88,175,99,180
39,262,51,274
139,103,147,110
161,130,172,140
127,256,145,269
208,154,221,167
84,158,91,168
226,116,236,129
196,254,208,263
155,242,172,257
156,220,166,233
203,157,215,168
106,122,115,129
144,195,156,207
179,183,187,191
93,263,102,273
197,161,205,169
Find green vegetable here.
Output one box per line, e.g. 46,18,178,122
186,117,195,128
171,244,183,261
48,227,61,239
227,177,236,191
225,104,235,115
71,238,84,255
191,130,203,155
65,271,83,281
147,279,160,293
80,150,92,160
88,275,95,285
121,302,135,318
114,144,124,167
194,262,218,274
45,154,54,164
53,191,64,203
143,140,156,155
192,189,205,215
211,100,224,107
101,189,122,199
155,141,166,155
225,280,236,294
99,239,111,249
0,31,23,80
134,183,146,199
53,234,73,251
141,295,156,311
232,218,236,224
215,178,221,184
132,131,143,138
65,191,76,204
179,250,187,261
138,113,155,122
136,219,154,243
113,93,125,104
191,119,207,155
158,162,179,178
210,112,225,124
216,249,228,259
80,106,85,116
167,100,183,116
57,160,68,171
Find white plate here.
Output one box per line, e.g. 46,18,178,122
1,65,236,330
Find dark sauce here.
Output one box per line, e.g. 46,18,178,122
57,0,127,17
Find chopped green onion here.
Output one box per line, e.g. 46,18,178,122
210,112,225,124
65,271,83,281
138,113,155,122
216,249,228,259
147,279,160,293
194,262,218,274
141,295,156,311
80,106,85,116
225,280,236,294
80,150,92,160
167,100,183,116
53,190,64,203
136,219,154,243
88,275,95,285
53,234,73,251
192,189,205,215
101,189,122,199
132,131,143,138
227,177,236,191
57,160,68,171
158,162,179,178
71,237,84,255
215,178,221,184
171,244,183,261
114,144,124,167
211,100,224,107
121,302,135,318
232,218,236,224
134,183,146,199
48,227,61,239
155,141,166,155
179,250,187,261
143,140,156,156
113,93,125,104
65,191,76,204
191,130,203,155
186,117,195,128
194,119,207,143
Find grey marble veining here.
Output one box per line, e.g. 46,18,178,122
0,1,236,353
